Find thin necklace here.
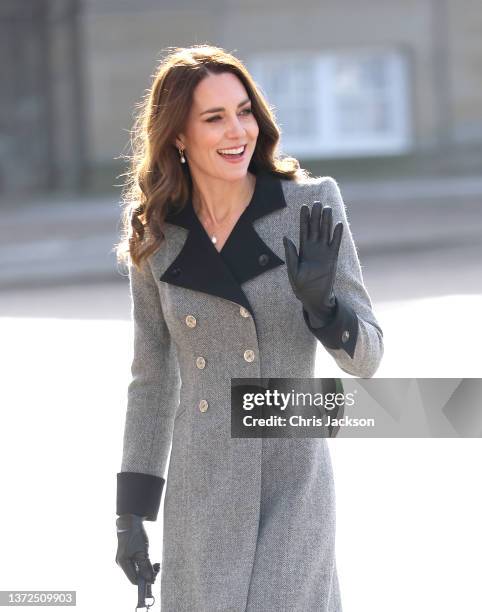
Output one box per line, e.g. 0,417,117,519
194,178,255,244
209,203,249,244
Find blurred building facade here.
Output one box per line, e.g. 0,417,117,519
2,0,482,197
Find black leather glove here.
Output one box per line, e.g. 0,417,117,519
283,202,343,327
115,513,155,586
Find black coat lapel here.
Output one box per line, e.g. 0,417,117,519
159,170,287,317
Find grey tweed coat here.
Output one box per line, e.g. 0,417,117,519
116,169,384,611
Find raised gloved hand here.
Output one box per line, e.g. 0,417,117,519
283,202,343,327
115,513,156,586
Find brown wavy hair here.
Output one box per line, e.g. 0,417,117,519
114,44,311,272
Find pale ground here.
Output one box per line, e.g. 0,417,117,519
0,279,480,611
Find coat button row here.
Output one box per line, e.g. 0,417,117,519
199,399,209,412
196,352,254,368
185,309,249,328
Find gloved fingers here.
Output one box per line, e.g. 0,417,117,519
330,222,344,254
310,201,322,242
282,236,299,292
299,205,310,254
116,553,140,585
320,206,333,245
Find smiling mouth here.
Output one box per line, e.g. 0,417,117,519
217,144,247,159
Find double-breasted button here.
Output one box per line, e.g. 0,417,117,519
239,306,250,318
170,267,181,277
341,330,350,343
258,254,269,267
199,399,209,413
185,315,197,328
196,356,206,369
244,349,255,362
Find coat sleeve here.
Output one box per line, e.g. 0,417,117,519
301,176,384,378
116,258,181,521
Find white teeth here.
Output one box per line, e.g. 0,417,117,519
217,145,245,155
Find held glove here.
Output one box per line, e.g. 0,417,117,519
115,513,155,586
283,202,343,327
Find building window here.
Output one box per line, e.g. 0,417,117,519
247,47,412,159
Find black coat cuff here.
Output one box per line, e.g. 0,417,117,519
302,296,359,358
116,472,165,521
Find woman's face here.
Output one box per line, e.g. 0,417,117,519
176,72,259,181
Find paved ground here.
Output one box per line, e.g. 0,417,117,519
0,282,481,612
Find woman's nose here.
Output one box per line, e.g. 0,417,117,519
225,117,245,137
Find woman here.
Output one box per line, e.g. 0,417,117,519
115,44,384,611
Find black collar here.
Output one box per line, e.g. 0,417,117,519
160,170,287,320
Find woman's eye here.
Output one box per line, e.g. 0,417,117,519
206,108,252,123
